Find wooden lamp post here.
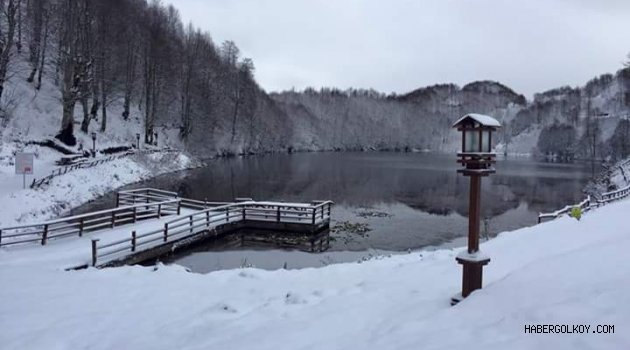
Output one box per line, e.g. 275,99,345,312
451,113,500,305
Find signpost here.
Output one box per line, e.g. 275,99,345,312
15,153,34,189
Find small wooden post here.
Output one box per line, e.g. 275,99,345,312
311,209,316,225
164,223,168,242
79,217,84,237
41,224,49,245
206,211,210,227
116,193,120,207
131,231,136,252
321,206,324,219
225,208,229,222
133,206,137,223
91,239,100,266
276,207,281,223
157,204,162,218
189,215,193,233
177,201,181,215
0,229,3,246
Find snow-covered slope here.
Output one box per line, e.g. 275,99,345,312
1,196,628,349
0,62,197,227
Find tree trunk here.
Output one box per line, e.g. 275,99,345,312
80,97,90,133
0,0,17,101
58,96,77,145
100,83,107,132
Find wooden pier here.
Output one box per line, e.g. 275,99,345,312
0,188,333,269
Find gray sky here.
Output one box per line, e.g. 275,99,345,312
168,0,630,98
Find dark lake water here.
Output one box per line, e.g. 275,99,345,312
75,152,594,272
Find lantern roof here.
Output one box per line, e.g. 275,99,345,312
452,113,501,129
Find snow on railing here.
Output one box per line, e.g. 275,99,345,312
0,199,181,247
538,182,630,224
598,184,630,205
30,152,134,189
538,196,592,224
91,199,334,267
30,149,179,189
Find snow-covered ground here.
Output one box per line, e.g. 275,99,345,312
1,195,628,349
0,61,198,228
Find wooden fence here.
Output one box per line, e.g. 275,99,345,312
538,182,630,223
29,149,179,189
30,152,134,189
91,200,334,266
537,196,592,223
0,199,180,247
116,188,230,210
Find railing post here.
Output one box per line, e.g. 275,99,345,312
0,229,3,246
206,210,210,227
321,206,324,219
177,201,181,215
189,215,193,233
538,215,542,224
116,192,120,207
164,223,168,242
41,224,49,245
133,206,137,223
312,209,316,225
91,239,100,266
158,204,162,218
226,208,230,223
131,231,136,252
327,203,331,218
79,217,84,237
277,207,281,223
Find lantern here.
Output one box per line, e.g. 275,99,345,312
451,113,501,305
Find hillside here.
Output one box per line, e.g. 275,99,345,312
274,70,630,158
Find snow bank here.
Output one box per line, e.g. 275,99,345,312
1,196,628,349
0,151,196,227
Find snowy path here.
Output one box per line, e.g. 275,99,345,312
0,210,195,269
1,199,629,349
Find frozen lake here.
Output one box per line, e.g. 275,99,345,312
74,152,594,272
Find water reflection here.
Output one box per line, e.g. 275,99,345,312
73,152,594,269
113,152,590,218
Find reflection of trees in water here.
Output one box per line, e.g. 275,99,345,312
118,153,589,219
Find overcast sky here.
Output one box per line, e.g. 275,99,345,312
168,0,630,97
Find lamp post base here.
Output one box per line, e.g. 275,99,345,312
453,250,490,305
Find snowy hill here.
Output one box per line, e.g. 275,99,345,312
1,192,628,349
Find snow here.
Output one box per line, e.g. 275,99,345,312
452,113,502,128
1,195,629,349
456,250,490,262
0,62,199,228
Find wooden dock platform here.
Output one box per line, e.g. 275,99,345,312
0,188,333,269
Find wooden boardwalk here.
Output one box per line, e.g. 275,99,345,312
0,188,333,269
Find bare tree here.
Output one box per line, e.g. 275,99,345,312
56,0,91,145
0,0,18,101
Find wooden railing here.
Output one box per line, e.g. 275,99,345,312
538,196,592,224
30,152,134,189
598,184,630,205
0,199,180,247
91,200,334,266
117,188,230,210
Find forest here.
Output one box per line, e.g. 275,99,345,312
0,0,628,162
0,0,288,156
